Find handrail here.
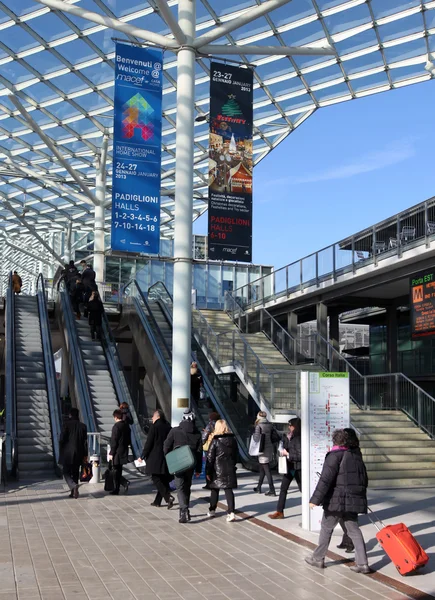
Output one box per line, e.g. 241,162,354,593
36,273,62,467
5,272,17,475
57,282,98,436
100,309,143,458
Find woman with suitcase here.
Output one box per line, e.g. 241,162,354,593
305,428,371,574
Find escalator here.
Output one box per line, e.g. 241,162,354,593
122,280,252,465
57,283,143,460
5,274,61,478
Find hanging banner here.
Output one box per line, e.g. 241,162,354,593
111,43,163,254
208,62,253,262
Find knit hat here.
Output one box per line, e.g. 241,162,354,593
182,408,195,421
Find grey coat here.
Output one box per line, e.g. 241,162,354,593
253,418,274,464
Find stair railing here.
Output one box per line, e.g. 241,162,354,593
36,274,62,467
5,272,17,475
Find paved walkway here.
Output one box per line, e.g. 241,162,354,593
0,471,431,600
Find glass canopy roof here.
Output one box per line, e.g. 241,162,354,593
0,0,434,279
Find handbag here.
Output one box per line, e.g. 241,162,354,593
165,445,195,475
278,455,287,475
249,433,265,456
80,462,93,483
103,462,115,492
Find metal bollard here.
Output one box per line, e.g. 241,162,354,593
89,454,100,484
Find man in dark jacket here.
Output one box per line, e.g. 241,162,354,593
70,278,84,319
63,260,79,291
139,410,174,508
163,409,202,523
305,429,371,574
59,408,88,499
80,260,96,288
109,409,131,495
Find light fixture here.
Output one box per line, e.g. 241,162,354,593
195,113,209,123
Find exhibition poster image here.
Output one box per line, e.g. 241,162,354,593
111,43,163,254
208,62,253,262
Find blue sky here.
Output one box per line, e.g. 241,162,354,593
194,79,435,269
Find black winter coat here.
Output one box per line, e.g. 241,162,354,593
310,448,368,515
163,419,203,473
81,266,96,289
110,420,131,466
283,433,301,471
121,407,133,426
207,433,238,489
59,417,88,466
142,418,172,476
87,298,104,326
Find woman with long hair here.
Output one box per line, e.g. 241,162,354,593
253,411,277,496
269,417,302,519
206,420,238,522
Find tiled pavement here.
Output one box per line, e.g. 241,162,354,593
0,473,426,600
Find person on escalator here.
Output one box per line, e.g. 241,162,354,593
163,409,203,523
59,408,88,499
108,409,131,495
120,402,134,426
70,278,84,319
190,362,203,405
87,289,104,340
12,271,22,295
62,260,79,292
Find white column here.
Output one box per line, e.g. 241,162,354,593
94,154,106,286
171,0,196,426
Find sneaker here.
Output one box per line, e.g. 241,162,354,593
265,491,276,497
350,565,372,575
268,511,284,520
304,556,325,569
226,512,235,522
207,510,216,518
253,487,261,493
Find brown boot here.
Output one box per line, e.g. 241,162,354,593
268,511,284,519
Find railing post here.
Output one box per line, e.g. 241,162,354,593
232,331,235,365
260,308,263,331
243,338,248,378
364,377,368,410
372,226,377,266
256,358,260,394
395,373,399,410
216,333,220,364
300,259,303,291
270,372,274,408
425,200,429,247
417,389,423,430
315,251,319,286
286,265,289,297
397,214,401,257
332,244,336,281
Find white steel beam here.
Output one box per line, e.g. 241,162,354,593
33,0,179,49
154,0,187,45
200,44,336,56
193,0,294,49
0,196,64,266
71,232,90,251
9,95,98,206
3,239,53,267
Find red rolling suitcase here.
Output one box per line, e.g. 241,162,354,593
369,511,429,576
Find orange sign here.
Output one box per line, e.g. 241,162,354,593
411,272,435,338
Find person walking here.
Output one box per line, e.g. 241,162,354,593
305,429,371,574
59,408,88,499
202,411,220,490
140,410,174,508
12,271,22,295
206,420,238,522
87,289,104,340
190,362,203,405
163,409,203,524
253,411,277,496
269,417,302,519
108,409,131,495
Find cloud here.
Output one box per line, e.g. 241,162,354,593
268,139,417,187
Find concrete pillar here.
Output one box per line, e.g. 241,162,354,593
316,302,328,368
386,306,398,374
329,311,340,372
287,311,298,339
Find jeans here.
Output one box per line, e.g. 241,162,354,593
209,488,235,514
313,511,368,566
174,468,194,511
63,461,80,490
152,474,172,505
277,469,301,513
258,463,274,492
113,464,128,494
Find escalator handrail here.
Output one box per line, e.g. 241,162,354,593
100,309,143,459
148,282,250,460
5,272,17,475
57,283,98,436
36,274,62,466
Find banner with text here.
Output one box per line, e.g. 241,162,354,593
111,43,163,254
208,62,253,262
410,270,435,338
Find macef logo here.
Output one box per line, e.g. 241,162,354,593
223,247,237,254
153,62,162,70
152,70,160,79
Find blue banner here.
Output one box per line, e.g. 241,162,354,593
111,43,163,254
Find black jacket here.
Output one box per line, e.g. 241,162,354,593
65,266,79,285
87,298,104,326
190,371,203,400
163,419,203,473
110,420,131,466
59,417,88,466
310,448,368,514
142,418,172,475
283,433,301,471
121,407,133,426
81,266,96,289
207,433,238,489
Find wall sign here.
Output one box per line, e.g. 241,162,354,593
410,270,435,338
111,43,163,254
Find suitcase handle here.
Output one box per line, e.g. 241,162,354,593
366,507,387,532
